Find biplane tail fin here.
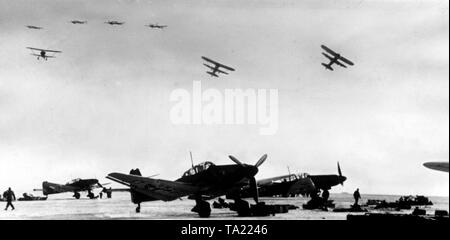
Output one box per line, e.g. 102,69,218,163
322,63,333,71
207,71,219,77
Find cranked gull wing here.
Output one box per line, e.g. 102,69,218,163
288,177,316,194
107,173,200,201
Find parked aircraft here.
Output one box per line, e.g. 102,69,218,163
33,178,105,199
228,162,346,198
106,154,267,217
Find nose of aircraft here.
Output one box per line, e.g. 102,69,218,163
246,165,259,178
340,176,347,185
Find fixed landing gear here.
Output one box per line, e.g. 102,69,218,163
73,192,81,199
136,203,141,213
191,199,211,218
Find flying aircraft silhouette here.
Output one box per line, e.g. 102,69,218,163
105,20,125,25
201,56,235,77
321,45,354,71
26,47,62,61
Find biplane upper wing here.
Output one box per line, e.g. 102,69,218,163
27,47,62,53
321,45,338,56
338,56,354,66
201,56,235,72
107,173,200,201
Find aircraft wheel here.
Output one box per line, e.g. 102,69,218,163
73,192,81,199
193,200,211,218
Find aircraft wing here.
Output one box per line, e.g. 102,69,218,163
201,56,235,71
321,45,338,56
257,174,297,186
44,49,62,53
287,177,316,194
424,162,449,173
216,69,228,74
338,56,354,66
27,47,62,53
107,173,200,201
335,60,347,68
30,54,55,58
203,63,216,70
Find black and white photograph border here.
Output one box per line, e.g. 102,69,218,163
0,0,448,223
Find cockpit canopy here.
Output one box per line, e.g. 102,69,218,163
182,162,215,177
66,178,81,185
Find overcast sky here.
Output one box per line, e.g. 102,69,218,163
0,0,448,196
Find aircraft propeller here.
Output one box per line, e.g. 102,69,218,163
228,154,268,203
337,162,345,186
228,155,244,166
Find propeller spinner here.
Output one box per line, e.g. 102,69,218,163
228,154,268,203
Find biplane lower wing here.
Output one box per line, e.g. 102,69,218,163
30,54,55,58
335,60,347,68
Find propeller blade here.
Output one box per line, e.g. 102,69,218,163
338,162,344,186
254,154,268,168
338,162,342,177
229,155,245,166
250,177,259,204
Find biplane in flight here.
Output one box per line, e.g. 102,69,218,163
321,45,354,71
26,47,62,60
107,153,267,217
201,56,235,77
145,24,167,29
70,20,87,24
105,20,125,25
26,25,43,30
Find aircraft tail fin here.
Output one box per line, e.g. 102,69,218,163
322,63,333,71
207,71,219,77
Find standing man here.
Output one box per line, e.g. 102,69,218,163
322,189,330,202
353,188,361,206
4,187,16,210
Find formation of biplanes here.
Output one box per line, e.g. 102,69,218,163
25,20,354,76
